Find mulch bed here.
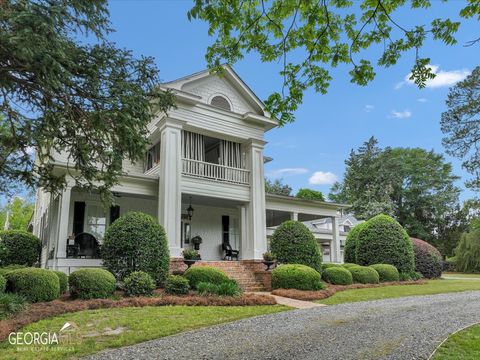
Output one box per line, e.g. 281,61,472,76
272,280,428,301
0,292,276,342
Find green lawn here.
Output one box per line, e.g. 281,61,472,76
432,323,480,359
443,272,480,279
0,305,289,360
317,279,480,305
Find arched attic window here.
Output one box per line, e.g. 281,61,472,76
210,95,231,111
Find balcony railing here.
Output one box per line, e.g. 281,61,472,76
182,158,250,185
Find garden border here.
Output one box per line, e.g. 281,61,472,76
427,321,480,360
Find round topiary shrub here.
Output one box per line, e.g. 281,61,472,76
0,274,6,293
270,220,322,272
0,231,41,266
321,263,343,271
350,266,380,284
69,268,116,299
355,214,415,273
322,267,353,285
272,264,323,290
411,238,443,279
183,266,230,289
344,222,367,264
123,271,156,297
165,275,190,295
52,271,68,294
342,263,360,270
102,212,170,285
6,268,60,302
369,264,399,282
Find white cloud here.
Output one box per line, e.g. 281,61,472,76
308,171,338,185
365,105,374,112
417,98,427,103
267,168,308,177
389,109,412,119
395,65,470,89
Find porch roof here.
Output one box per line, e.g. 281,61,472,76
265,193,350,212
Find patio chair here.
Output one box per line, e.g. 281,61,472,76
222,241,239,261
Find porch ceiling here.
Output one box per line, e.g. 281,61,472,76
181,193,245,209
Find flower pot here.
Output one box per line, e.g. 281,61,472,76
262,260,275,271
183,259,197,269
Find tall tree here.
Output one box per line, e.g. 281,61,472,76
296,188,324,201
188,0,477,124
0,197,34,231
330,137,460,243
441,66,480,192
0,1,175,202
265,178,292,196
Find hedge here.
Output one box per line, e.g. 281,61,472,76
0,274,5,293
355,214,415,273
443,257,457,272
342,263,360,270
344,222,367,264
270,220,322,272
369,264,399,282
165,275,190,295
69,269,116,299
0,265,27,277
123,271,156,297
350,266,380,284
411,238,443,279
321,263,343,271
52,271,68,294
6,268,60,302
272,264,323,290
183,266,230,290
197,280,242,297
102,212,170,285
322,267,353,285
0,231,41,266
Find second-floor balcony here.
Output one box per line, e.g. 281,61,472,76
182,158,250,185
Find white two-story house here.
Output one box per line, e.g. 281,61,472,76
32,65,349,275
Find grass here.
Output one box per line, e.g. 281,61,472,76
432,323,480,359
317,279,480,305
0,305,289,360
443,272,480,279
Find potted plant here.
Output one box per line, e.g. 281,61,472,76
182,249,200,269
262,251,276,271
191,235,203,250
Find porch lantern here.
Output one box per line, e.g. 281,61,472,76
187,197,194,220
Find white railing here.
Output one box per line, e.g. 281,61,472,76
182,158,250,185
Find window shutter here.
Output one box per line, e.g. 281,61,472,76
73,202,85,235
110,205,120,225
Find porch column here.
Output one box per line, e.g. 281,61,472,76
158,118,183,257
331,216,341,263
290,212,299,221
244,138,267,259
54,185,72,267
239,206,248,260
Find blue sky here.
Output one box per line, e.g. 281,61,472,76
105,1,479,202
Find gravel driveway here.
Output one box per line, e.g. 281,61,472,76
86,291,480,360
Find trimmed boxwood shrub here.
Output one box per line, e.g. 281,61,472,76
6,268,60,302
102,212,170,285
322,267,353,285
270,220,322,273
0,231,41,266
69,269,116,299
272,264,323,290
0,265,27,277
165,275,190,295
342,263,360,270
369,264,399,282
344,222,367,264
411,238,443,279
0,274,5,293
124,271,156,297
350,266,380,284
183,266,230,290
321,263,343,271
355,214,415,273
52,271,68,294
399,271,423,281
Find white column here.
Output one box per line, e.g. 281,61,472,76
239,206,248,260
244,139,267,259
332,216,341,263
54,185,72,268
158,118,184,257
291,212,299,221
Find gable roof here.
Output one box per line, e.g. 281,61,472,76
163,64,268,117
